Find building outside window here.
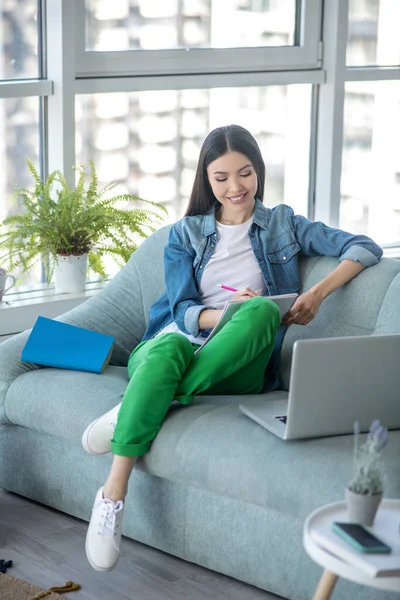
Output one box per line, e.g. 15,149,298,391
76,85,312,223
342,0,400,244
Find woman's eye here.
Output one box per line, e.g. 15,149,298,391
215,172,252,182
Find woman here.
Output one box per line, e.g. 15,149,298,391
83,125,382,572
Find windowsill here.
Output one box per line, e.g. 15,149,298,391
0,282,105,337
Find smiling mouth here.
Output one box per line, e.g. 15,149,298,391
227,193,246,203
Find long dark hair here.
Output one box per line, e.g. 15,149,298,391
185,124,265,216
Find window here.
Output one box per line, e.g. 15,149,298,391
85,0,297,51
76,85,312,224
0,94,44,290
0,0,45,292
341,80,400,245
339,0,400,249
347,0,400,67
76,0,322,76
0,97,40,223
0,0,40,79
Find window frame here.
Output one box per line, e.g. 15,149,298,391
314,0,400,242
73,0,323,78
0,80,52,98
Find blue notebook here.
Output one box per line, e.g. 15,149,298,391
21,316,115,374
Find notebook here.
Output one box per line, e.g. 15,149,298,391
194,293,297,354
21,316,114,374
239,334,400,439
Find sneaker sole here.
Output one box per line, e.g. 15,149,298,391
85,537,119,572
81,417,112,455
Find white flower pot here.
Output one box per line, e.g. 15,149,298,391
345,486,382,526
54,254,88,294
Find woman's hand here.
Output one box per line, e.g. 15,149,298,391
231,287,261,302
281,289,323,326
199,288,260,329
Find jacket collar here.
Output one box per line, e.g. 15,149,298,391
201,198,268,237
253,198,269,230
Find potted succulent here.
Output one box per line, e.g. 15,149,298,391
0,160,167,293
346,419,389,526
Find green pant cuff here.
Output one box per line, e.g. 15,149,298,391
111,439,151,457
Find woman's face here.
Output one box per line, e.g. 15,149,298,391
206,151,258,218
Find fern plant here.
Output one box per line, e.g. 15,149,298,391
348,420,388,495
0,159,167,283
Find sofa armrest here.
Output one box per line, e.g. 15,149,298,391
0,330,42,424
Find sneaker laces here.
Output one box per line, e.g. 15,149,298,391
99,498,124,552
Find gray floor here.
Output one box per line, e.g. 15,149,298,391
0,489,281,600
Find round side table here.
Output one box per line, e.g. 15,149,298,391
303,499,400,600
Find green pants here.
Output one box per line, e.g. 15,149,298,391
111,296,280,457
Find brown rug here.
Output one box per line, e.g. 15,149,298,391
0,574,80,599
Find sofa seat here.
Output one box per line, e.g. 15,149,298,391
5,365,400,524
146,401,400,518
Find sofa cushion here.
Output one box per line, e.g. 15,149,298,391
145,398,400,518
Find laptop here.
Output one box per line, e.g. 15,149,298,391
239,334,400,440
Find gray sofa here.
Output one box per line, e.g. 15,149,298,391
1,225,399,600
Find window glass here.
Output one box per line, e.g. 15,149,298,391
76,85,311,226
1,0,40,79
85,0,297,51
0,97,40,221
347,0,400,67
341,81,400,245
0,97,41,291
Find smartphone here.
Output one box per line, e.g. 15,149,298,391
332,522,392,554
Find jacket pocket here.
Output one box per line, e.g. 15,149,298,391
267,242,301,290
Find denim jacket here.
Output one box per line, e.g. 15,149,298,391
142,200,382,390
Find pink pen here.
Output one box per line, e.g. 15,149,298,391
217,284,238,293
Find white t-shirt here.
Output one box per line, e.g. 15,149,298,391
156,217,266,344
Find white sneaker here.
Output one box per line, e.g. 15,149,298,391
82,403,121,455
85,487,124,572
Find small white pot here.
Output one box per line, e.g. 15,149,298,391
345,486,382,526
54,254,88,294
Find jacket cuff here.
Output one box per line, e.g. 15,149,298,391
339,245,380,267
184,305,214,337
